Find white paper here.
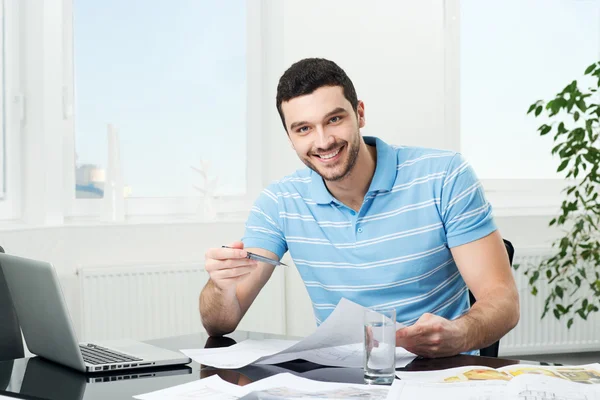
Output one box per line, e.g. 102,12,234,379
182,298,413,369
133,374,246,400
395,380,508,400
257,342,415,368
134,372,391,400
394,364,600,400
396,362,600,384
240,372,390,399
182,339,298,369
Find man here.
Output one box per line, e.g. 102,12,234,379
199,58,519,358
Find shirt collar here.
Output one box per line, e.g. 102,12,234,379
309,136,397,205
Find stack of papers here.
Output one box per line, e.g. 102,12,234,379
182,298,416,369
135,367,600,400
395,363,600,384
391,363,600,400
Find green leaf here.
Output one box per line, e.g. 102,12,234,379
555,286,564,299
535,105,543,117
557,160,569,172
574,111,580,121
539,124,552,136
529,271,540,285
553,309,561,319
576,99,587,112
585,63,597,74
567,318,574,329
531,286,538,296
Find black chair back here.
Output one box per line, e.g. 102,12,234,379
0,246,25,361
469,239,515,358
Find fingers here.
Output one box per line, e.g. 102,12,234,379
205,257,258,273
229,241,245,250
206,246,248,261
211,265,257,280
396,324,422,340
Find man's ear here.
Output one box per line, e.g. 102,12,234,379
357,100,366,128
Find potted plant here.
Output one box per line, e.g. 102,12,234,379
516,61,600,329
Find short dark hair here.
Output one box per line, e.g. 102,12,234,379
276,58,359,130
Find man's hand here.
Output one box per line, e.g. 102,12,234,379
200,243,277,336
204,241,259,294
395,313,465,358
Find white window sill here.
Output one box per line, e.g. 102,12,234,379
0,211,248,232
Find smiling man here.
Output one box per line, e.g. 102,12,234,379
199,58,519,358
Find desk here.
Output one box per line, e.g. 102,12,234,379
0,331,558,400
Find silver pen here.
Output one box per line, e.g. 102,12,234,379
221,246,288,267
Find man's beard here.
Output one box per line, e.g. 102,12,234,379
302,131,361,182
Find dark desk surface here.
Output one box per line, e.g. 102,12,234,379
0,331,559,400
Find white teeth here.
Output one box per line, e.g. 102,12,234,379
319,148,340,159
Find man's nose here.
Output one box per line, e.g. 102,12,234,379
314,126,335,149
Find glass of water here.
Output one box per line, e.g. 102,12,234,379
363,307,396,385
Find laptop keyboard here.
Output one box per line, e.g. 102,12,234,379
79,343,143,365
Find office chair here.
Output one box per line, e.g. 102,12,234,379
0,245,25,361
468,239,515,358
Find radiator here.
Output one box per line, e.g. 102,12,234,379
500,248,600,356
78,263,207,342
77,262,286,342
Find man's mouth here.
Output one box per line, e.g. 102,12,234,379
314,145,344,163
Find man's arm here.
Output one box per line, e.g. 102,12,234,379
396,230,519,357
451,230,520,351
199,246,278,336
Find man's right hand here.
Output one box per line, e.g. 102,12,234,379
204,241,259,292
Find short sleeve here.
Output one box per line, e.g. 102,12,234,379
440,154,497,248
241,185,288,259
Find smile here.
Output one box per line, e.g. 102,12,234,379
314,145,344,163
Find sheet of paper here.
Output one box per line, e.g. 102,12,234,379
396,364,498,382
393,374,600,400
257,342,415,368
239,372,391,400
397,362,600,385
507,374,600,400
133,374,246,400
395,380,508,400
181,339,298,369
182,298,410,369
135,372,391,400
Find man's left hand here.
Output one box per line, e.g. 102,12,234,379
395,313,466,358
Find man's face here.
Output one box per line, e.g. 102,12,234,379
281,86,365,182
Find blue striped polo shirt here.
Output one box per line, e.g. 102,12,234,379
242,136,496,331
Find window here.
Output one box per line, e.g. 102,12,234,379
458,0,600,213
0,0,5,200
460,0,600,179
71,0,248,201
0,0,21,221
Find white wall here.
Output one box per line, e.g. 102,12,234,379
1,0,565,344
263,0,452,185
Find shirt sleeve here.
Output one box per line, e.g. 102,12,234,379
241,184,288,259
440,153,497,248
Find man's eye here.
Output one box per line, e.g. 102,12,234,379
298,126,310,133
329,116,341,123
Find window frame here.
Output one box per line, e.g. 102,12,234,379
0,0,22,221
62,0,263,221
444,0,597,217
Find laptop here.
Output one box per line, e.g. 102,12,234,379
0,253,191,373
